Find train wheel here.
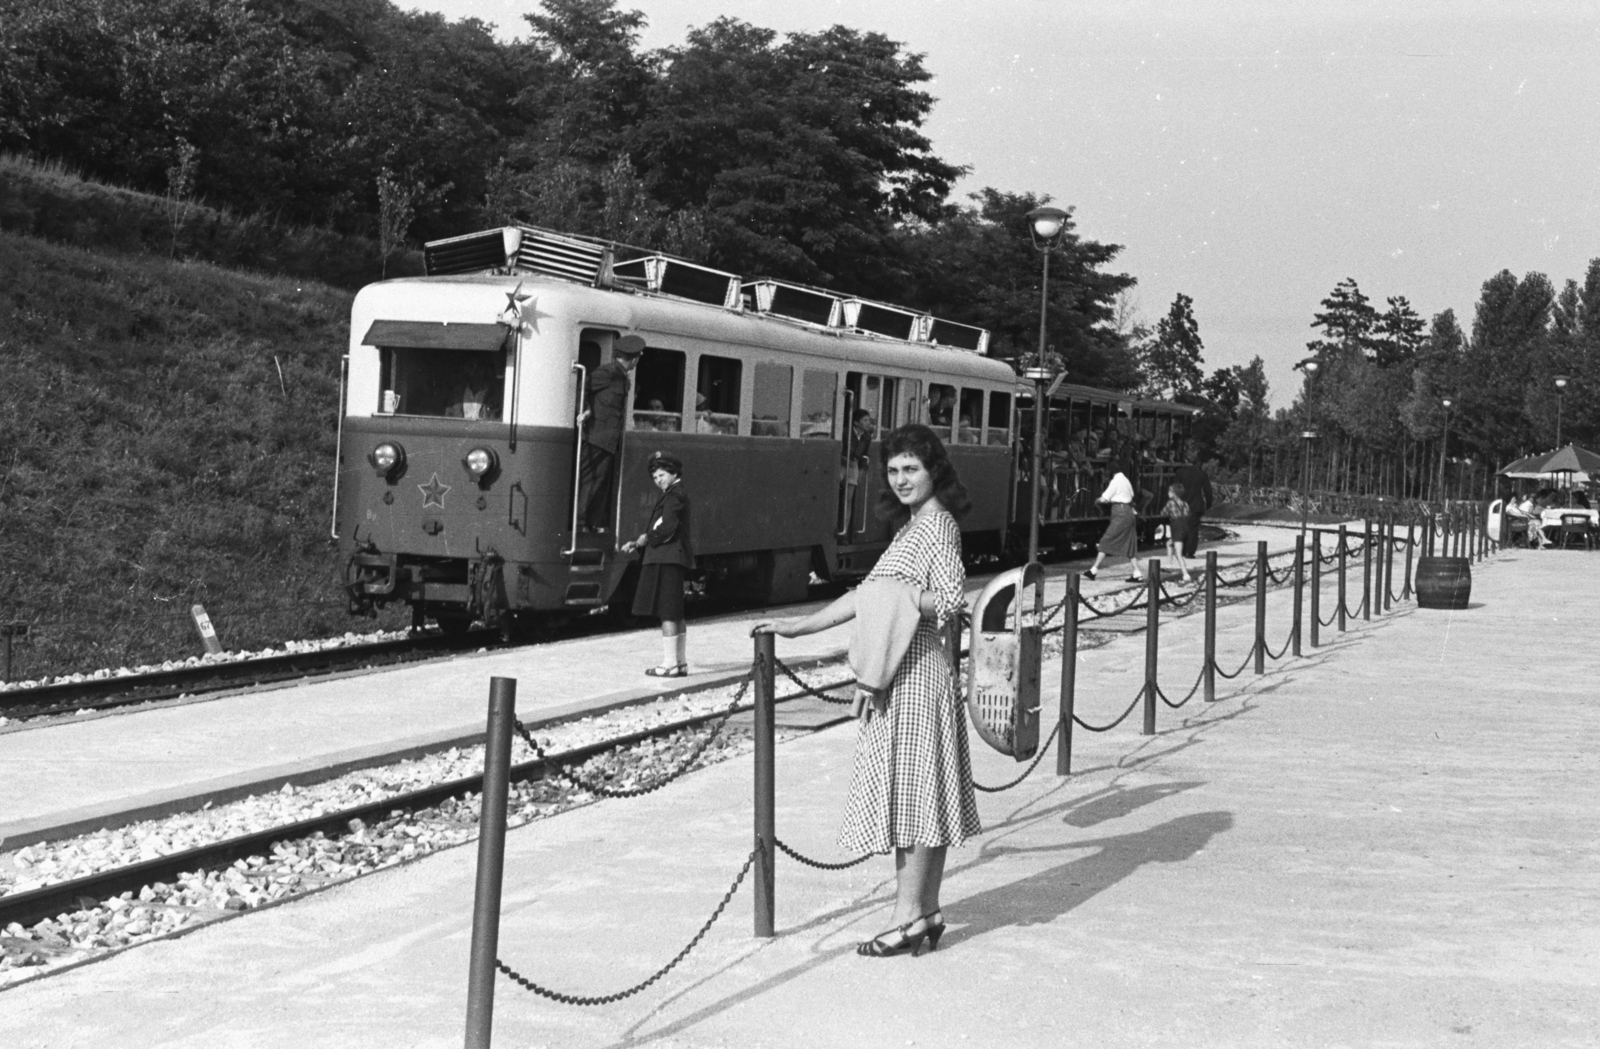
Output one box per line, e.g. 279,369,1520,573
436,612,474,636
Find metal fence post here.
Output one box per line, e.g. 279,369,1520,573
1203,551,1217,702
1404,523,1415,600
1142,562,1159,735
1309,531,1321,648
1253,541,1267,674
1292,533,1304,657
1337,525,1348,633
1382,519,1395,612
1058,573,1079,776
1361,520,1373,622
464,677,516,1049
753,633,776,938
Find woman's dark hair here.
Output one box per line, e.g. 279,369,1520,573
874,423,972,524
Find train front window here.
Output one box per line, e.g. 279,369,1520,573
800,369,837,438
632,347,685,432
696,355,742,435
987,391,1012,446
377,348,505,420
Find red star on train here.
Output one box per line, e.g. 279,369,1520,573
418,473,450,509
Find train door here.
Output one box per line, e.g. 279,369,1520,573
841,371,907,543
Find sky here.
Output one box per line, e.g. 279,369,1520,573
408,0,1600,406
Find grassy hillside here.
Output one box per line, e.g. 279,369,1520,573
0,154,422,290
0,228,407,680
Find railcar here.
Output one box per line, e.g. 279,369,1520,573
333,224,1194,633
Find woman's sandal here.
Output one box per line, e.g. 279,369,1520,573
644,664,687,678
1082,568,1098,581
857,910,943,957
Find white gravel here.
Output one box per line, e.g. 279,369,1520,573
0,662,850,986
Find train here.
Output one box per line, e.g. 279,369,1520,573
333,224,1197,633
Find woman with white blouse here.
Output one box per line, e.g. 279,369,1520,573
1083,458,1143,582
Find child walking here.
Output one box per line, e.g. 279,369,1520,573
1162,482,1197,584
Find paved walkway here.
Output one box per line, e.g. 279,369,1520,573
0,526,1294,848
5,540,1597,1046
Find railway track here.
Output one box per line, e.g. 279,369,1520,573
0,678,850,935
0,629,506,722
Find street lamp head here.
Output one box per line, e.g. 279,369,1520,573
1026,206,1070,250
1441,397,1453,409
1300,430,1319,440
1302,359,1319,375
1555,374,1569,391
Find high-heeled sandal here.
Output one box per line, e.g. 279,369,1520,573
644,664,687,678
857,911,940,957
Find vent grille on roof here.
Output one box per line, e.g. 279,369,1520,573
842,299,922,341
744,280,841,328
612,256,741,308
926,318,990,354
424,229,511,276
514,226,611,285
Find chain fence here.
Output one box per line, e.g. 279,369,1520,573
496,846,757,1006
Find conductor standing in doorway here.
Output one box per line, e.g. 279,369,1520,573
1173,448,1213,560
578,334,643,532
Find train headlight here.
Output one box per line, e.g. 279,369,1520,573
369,441,406,481
463,447,499,485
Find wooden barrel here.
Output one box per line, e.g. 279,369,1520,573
1415,556,1471,610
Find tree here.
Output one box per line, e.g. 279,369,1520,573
1458,270,1553,461
1306,277,1377,364
894,189,1139,387
1135,293,1205,401
1373,295,1426,368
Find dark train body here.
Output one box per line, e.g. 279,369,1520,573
334,225,1193,632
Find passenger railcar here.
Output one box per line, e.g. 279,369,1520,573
333,224,1194,633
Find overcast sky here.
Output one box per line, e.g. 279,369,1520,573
410,0,1600,405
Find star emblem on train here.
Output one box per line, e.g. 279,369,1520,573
419,473,451,509
498,281,551,335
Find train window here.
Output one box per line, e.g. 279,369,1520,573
751,362,792,437
632,347,685,432
378,347,505,420
927,383,955,439
987,391,1012,446
799,369,837,438
957,388,983,445
695,355,742,436
896,379,921,427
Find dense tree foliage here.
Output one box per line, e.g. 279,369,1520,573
0,0,1142,383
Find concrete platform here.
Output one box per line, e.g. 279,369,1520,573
0,526,1288,849
4,541,1596,1047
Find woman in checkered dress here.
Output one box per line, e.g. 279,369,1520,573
754,424,978,956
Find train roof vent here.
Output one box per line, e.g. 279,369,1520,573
611,256,742,309
841,298,924,342
743,280,841,328
424,227,518,276
511,225,613,285
924,317,991,354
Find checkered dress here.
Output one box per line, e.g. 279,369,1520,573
838,508,981,854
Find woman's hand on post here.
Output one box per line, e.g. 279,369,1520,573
750,619,794,638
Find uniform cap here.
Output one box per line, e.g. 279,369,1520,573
648,451,683,476
614,334,645,357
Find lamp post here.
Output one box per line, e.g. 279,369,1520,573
1300,430,1319,536
1554,374,1569,447
1436,396,1453,504
1025,205,1070,564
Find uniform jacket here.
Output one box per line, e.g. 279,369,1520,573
585,361,631,451
641,484,694,569
1174,464,1213,515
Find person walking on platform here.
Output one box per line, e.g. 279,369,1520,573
622,452,694,676
577,335,643,533
1161,481,1198,584
754,424,978,957
1083,456,1143,582
1173,448,1213,561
